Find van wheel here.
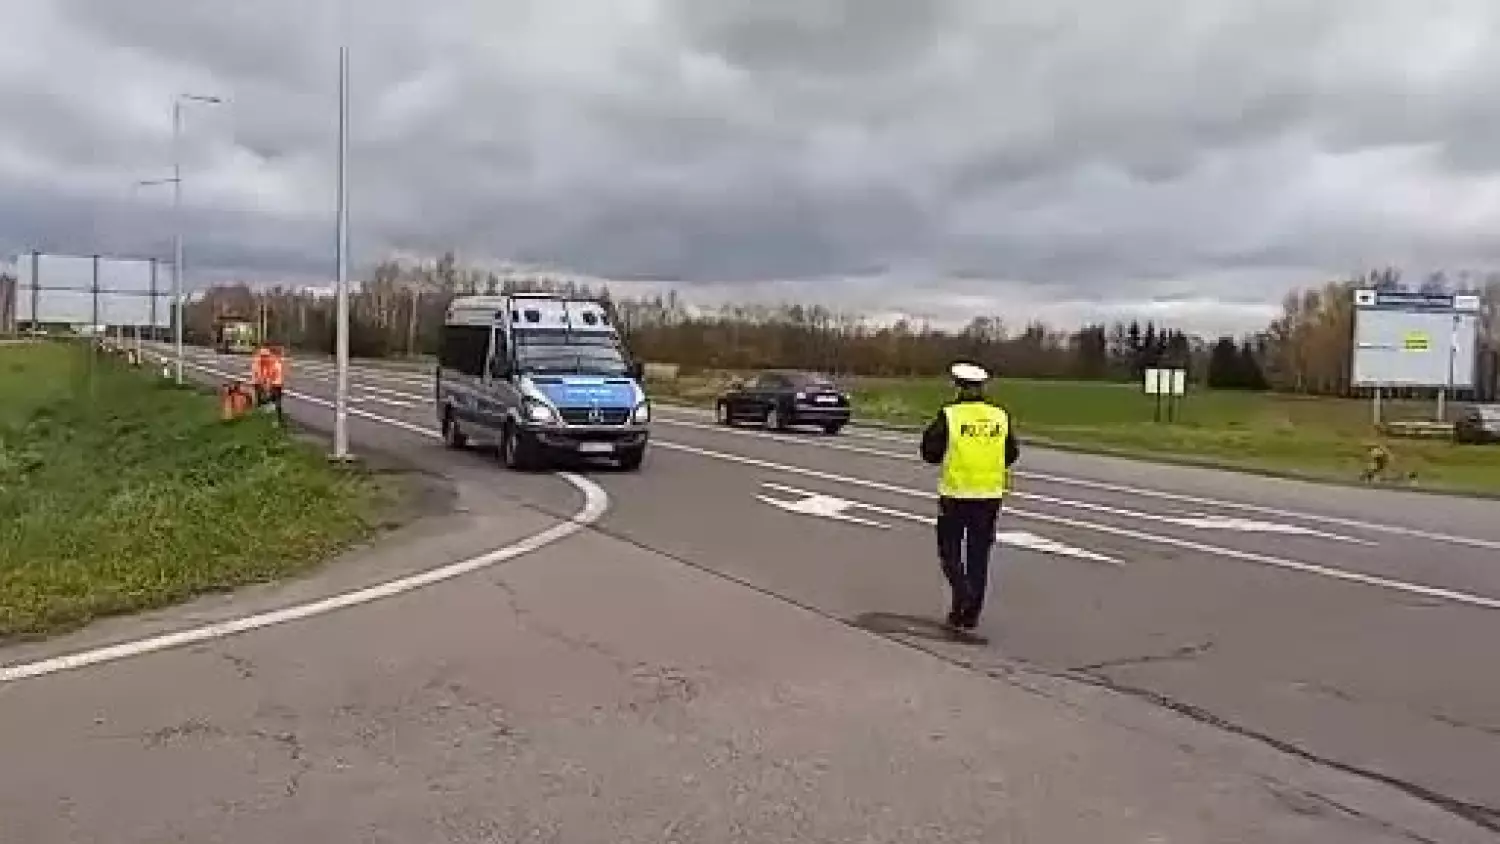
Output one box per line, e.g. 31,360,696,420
501,422,541,471
617,447,645,471
442,409,469,449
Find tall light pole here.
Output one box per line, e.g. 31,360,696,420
169,93,223,383
332,45,353,460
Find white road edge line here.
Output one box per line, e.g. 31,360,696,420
265,356,1500,553
0,365,609,685
652,440,1500,612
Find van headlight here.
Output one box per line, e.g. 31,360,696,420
632,401,651,424
524,398,557,424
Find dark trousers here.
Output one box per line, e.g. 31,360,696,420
936,496,1003,624
255,385,285,426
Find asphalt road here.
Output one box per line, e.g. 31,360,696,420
277,353,1500,830
1,345,1497,841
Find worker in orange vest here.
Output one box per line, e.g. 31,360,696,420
250,344,286,426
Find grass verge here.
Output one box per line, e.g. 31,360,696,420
649,371,1500,496
0,341,389,643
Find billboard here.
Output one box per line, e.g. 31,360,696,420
11,252,174,329
1351,289,1480,389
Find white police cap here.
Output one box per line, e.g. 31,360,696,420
949,362,989,384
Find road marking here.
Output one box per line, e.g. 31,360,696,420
759,481,1124,566
653,440,1500,611
649,406,1500,552
2,365,610,686
176,347,1500,552
756,486,894,529
357,393,420,409
1162,515,1361,537
256,364,1379,547
655,417,1377,546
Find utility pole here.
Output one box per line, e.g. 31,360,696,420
332,44,353,460
155,93,223,384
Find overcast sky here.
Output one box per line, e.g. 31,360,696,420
5,1,1500,334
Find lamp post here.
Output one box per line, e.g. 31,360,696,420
159,93,223,384
332,45,352,460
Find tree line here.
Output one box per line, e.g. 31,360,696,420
180,254,1500,397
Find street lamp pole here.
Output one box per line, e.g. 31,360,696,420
170,93,222,384
333,45,352,460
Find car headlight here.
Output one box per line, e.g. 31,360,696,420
632,401,651,424
524,398,557,424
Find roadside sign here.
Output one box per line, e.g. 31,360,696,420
1402,331,1430,352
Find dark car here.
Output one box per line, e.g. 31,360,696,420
1455,404,1500,444
715,370,852,434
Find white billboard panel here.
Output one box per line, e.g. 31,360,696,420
1351,289,1480,388
13,252,172,328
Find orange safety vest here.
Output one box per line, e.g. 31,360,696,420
251,349,284,387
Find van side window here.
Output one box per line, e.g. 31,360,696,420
439,325,489,377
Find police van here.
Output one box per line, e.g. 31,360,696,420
435,292,651,471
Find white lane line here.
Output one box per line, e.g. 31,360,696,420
651,440,1500,611
354,381,428,400
648,417,1378,546
759,481,1124,566
357,393,421,409
649,406,1500,552
268,367,1339,543
227,352,1500,552
298,361,429,389
1,367,609,685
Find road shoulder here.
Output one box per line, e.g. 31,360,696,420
0,431,570,678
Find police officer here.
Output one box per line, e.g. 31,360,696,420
919,362,1019,632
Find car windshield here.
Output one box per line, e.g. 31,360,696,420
515,337,628,376
788,373,836,391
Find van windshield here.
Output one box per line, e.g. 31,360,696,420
514,335,629,376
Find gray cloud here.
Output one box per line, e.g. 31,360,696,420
4,0,1500,333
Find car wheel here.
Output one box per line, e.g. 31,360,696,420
715,400,731,426
822,422,844,436
442,409,469,450
501,422,540,471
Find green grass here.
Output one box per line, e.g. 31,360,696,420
0,341,387,642
649,371,1500,496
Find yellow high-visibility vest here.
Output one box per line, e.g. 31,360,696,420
938,401,1011,498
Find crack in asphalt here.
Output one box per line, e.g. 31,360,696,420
493,579,704,719
1057,670,1500,837
194,361,1495,840
1067,640,1216,673
1430,712,1500,740
500,506,1500,840
141,718,310,798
